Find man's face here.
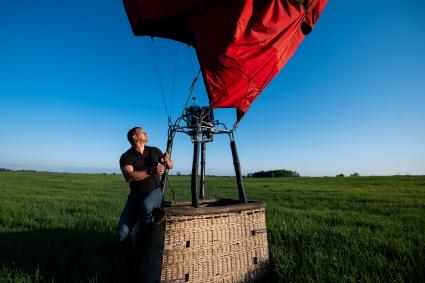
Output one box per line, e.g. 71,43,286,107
134,128,148,144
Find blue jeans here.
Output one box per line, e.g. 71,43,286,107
116,188,163,280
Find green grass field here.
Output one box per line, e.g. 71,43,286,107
0,172,424,282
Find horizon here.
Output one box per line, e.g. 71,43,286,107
1,163,423,178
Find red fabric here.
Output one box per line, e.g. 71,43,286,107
123,0,328,121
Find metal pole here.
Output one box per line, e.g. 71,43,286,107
230,140,247,203
199,142,206,199
191,139,200,208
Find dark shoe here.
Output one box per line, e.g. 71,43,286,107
152,207,167,225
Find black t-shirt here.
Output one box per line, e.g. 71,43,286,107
119,146,163,195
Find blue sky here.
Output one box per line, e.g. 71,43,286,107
1,0,424,176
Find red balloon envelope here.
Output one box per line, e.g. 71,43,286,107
123,0,328,121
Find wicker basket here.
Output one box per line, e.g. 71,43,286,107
140,199,269,283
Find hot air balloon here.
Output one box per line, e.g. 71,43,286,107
124,0,327,121
123,0,327,207
122,1,327,281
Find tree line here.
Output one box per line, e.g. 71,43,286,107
247,169,300,178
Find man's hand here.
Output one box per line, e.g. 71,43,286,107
161,152,174,169
163,152,171,163
155,163,165,175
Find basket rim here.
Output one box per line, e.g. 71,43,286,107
162,198,266,216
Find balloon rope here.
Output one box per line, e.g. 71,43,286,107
148,38,171,124
170,45,179,124
187,45,196,77
160,69,201,194
179,69,202,124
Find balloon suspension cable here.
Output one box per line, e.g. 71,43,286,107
148,37,172,125
160,68,202,193
181,69,202,122
187,45,197,77
170,45,179,123
168,68,202,134
167,173,176,202
166,68,202,151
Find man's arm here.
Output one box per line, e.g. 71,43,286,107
121,165,150,183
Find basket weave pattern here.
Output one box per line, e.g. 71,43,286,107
144,204,269,283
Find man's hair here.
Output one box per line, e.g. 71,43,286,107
127,127,140,144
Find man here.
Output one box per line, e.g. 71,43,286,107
117,126,173,281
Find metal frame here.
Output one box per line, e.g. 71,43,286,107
160,107,248,207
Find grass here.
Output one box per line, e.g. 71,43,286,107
0,172,424,282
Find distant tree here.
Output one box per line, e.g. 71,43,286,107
336,173,345,177
249,169,300,178
350,173,359,177
0,168,11,171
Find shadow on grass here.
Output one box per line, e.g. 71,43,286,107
0,228,278,282
0,228,121,282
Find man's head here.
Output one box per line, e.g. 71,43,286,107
127,127,148,146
